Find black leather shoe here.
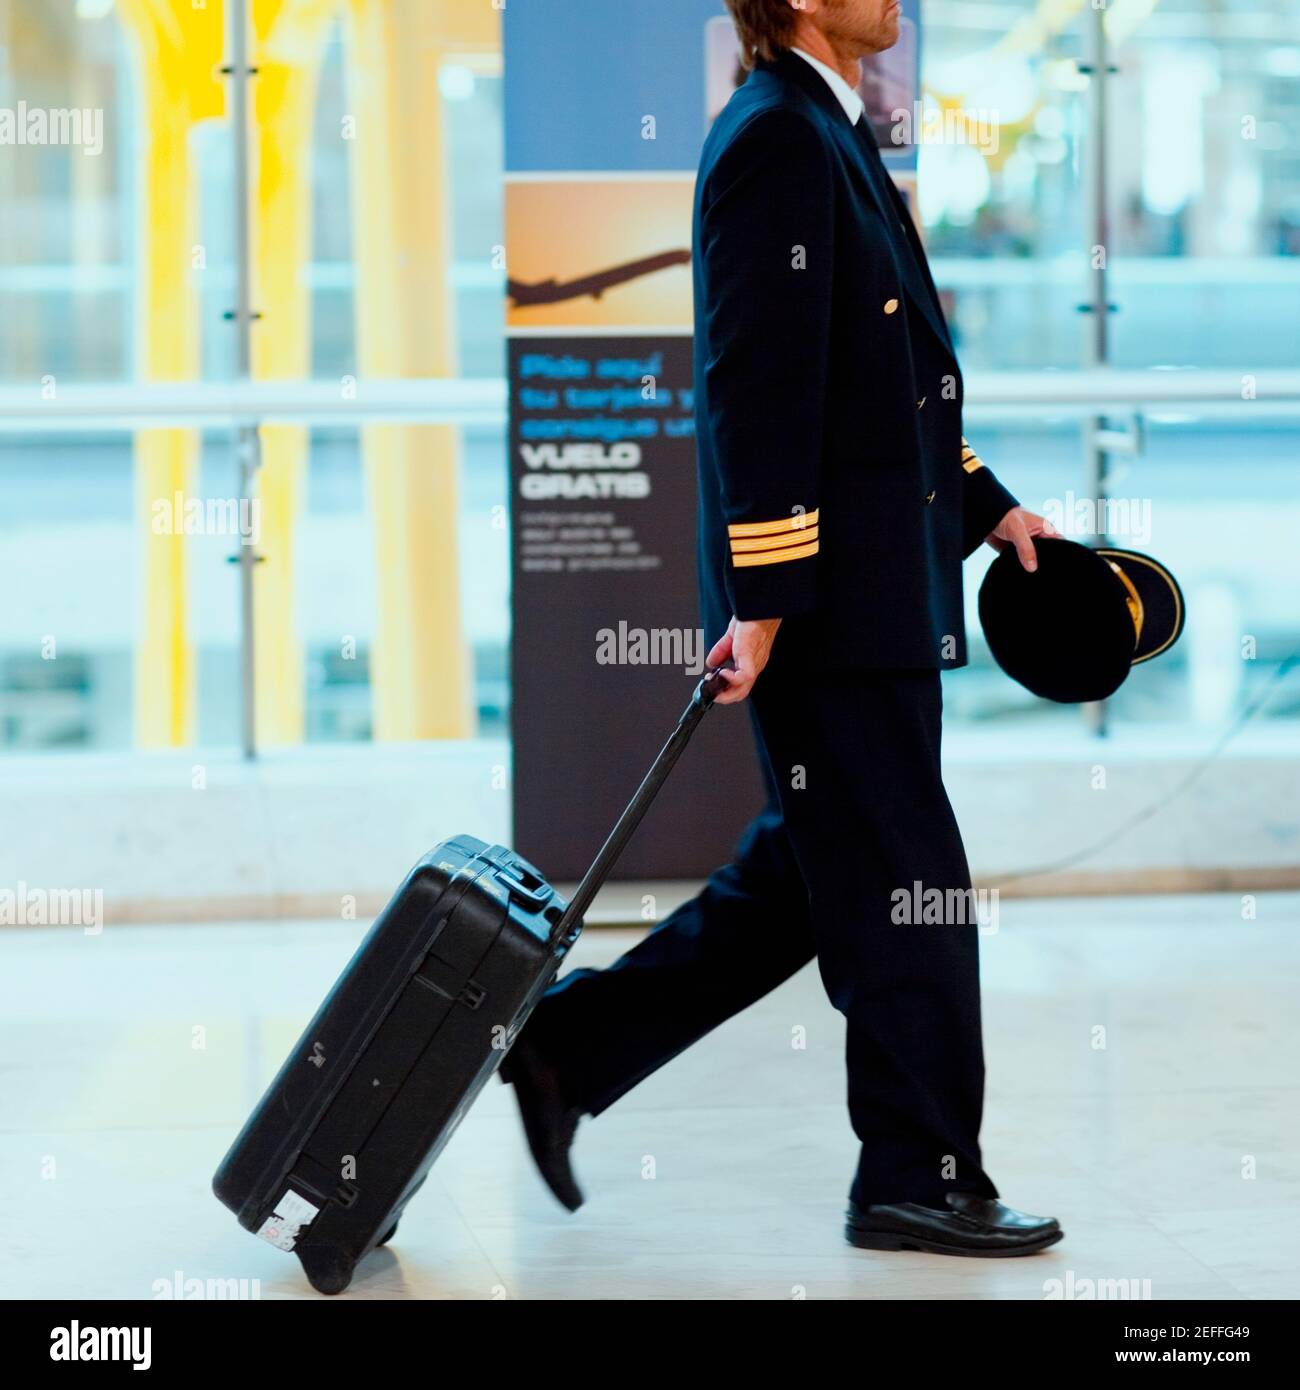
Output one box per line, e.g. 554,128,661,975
846,1194,1062,1257
498,1035,585,1212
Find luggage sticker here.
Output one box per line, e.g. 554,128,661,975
255,1189,320,1252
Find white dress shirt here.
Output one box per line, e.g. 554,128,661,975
791,47,866,127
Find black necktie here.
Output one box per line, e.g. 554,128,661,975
852,112,887,168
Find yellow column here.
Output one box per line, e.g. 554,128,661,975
120,0,490,747
115,0,224,747
342,0,496,740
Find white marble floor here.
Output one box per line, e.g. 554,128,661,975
2,893,1297,1300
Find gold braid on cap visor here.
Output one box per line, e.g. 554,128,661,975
1107,560,1145,648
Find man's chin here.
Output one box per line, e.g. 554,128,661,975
866,18,901,54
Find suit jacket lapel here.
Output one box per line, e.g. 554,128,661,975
757,51,955,360
875,157,950,331
844,121,955,357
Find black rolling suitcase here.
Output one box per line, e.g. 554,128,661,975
213,666,730,1294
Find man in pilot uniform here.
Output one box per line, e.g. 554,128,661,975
504,0,1063,1256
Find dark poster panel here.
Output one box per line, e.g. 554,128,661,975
508,334,764,881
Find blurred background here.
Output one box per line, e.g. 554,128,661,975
1,0,1297,916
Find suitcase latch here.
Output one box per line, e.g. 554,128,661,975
457,981,487,1010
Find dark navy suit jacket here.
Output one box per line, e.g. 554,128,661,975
692,49,1018,669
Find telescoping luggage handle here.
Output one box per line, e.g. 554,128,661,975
551,664,734,941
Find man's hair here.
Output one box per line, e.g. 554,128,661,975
724,0,799,71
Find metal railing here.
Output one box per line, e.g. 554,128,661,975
2,369,1297,434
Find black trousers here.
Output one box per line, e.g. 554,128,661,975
519,656,999,1208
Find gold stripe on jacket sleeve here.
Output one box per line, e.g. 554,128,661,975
961,436,985,474
731,538,819,568
730,526,820,555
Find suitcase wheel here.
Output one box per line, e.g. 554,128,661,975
377,1220,398,1248
297,1244,355,1296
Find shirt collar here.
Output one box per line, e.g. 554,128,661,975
790,47,866,127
